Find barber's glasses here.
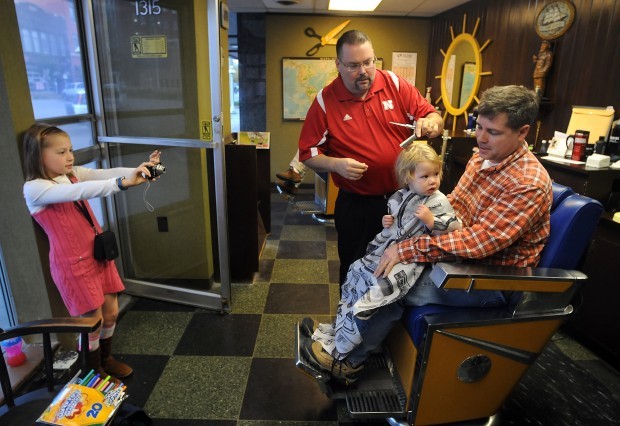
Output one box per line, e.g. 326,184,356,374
338,57,377,73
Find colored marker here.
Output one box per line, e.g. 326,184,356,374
80,369,94,385
86,374,100,388
102,381,114,394
96,375,111,391
95,376,110,391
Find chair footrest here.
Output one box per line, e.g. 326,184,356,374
293,200,324,214
341,352,407,418
345,389,404,418
294,321,407,418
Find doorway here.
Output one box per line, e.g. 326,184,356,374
91,0,230,311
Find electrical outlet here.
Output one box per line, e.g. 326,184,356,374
157,216,169,232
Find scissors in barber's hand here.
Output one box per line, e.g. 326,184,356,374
304,20,351,56
390,121,418,148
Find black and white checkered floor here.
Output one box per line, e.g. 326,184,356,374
109,188,620,425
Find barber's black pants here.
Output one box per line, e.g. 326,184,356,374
334,190,392,287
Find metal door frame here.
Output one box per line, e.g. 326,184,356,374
98,136,230,312
83,0,230,311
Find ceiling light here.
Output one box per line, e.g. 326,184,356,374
328,0,382,12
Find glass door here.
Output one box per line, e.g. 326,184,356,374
89,0,230,311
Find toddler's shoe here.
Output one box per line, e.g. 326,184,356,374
304,340,363,383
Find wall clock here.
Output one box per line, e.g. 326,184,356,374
535,0,576,40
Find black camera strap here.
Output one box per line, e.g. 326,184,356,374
69,175,99,235
74,200,99,235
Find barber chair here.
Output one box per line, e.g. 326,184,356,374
295,183,603,425
0,317,101,424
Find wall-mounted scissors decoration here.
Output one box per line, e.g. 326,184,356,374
305,20,351,56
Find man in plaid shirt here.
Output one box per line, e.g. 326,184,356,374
307,85,552,381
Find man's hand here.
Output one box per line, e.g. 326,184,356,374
373,244,400,278
334,158,368,180
416,112,444,138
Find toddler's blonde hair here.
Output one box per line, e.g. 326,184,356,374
394,142,442,187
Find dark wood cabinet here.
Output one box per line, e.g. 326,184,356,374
570,214,620,366
225,144,270,282
539,158,620,206
538,159,620,367
209,144,269,283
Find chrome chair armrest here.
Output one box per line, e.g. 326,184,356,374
429,262,587,293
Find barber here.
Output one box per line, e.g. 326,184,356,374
298,29,443,287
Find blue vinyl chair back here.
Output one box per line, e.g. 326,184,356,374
549,181,574,210
538,184,603,268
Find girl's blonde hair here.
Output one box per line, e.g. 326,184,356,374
22,123,68,181
394,143,443,187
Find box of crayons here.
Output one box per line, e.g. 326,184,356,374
36,370,127,426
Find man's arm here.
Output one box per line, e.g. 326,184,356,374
303,154,368,181
404,185,548,259
416,112,444,139
374,184,550,277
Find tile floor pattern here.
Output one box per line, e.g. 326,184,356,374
111,188,620,425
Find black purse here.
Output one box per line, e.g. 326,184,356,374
75,200,119,261
93,230,119,260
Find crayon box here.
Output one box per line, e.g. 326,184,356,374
36,382,127,426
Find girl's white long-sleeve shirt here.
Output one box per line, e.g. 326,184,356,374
23,166,135,214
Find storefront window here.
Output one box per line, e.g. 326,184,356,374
1,0,101,327
0,258,16,329
15,0,90,120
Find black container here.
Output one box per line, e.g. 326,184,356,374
595,136,607,154
609,122,620,157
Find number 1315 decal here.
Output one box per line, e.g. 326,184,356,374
135,0,162,16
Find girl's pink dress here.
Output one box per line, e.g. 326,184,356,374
33,198,124,316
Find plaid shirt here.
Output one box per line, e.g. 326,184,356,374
397,142,552,267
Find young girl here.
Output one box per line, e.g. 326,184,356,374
22,123,161,381
310,143,461,365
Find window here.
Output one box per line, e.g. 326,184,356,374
0,257,17,330
15,0,91,121
2,0,105,327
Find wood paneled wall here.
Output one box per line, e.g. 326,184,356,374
427,0,620,145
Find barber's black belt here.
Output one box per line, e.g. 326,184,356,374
339,189,396,200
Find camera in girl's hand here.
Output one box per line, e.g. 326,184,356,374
144,163,166,180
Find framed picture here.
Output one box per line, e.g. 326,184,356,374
458,62,476,109
281,57,383,120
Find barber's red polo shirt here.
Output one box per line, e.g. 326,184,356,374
298,69,436,195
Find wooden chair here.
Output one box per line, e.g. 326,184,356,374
0,317,101,424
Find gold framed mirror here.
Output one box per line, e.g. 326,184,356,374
436,15,492,135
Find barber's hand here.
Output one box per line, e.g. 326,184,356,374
335,158,368,180
373,244,400,278
416,115,442,139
